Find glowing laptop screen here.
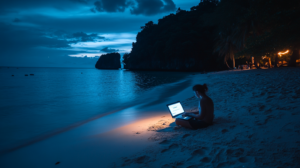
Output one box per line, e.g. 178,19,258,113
168,102,184,116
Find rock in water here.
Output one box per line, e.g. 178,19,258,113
95,53,121,69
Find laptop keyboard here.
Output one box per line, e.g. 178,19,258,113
178,115,190,119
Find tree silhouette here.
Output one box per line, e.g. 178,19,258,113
124,1,221,71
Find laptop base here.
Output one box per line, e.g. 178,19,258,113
175,115,191,120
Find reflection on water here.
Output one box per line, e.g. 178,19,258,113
0,67,197,151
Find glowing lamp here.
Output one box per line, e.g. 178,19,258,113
278,50,289,57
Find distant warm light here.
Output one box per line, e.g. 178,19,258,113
278,50,289,57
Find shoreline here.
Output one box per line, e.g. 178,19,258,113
0,71,196,156
0,68,196,155
1,67,299,168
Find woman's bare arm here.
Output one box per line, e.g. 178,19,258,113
184,100,206,120
198,100,206,120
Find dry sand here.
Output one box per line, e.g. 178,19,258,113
111,67,300,168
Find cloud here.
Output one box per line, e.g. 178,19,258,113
91,0,176,15
20,14,148,33
0,47,100,68
0,23,100,68
71,32,105,42
131,0,176,16
0,0,82,15
93,0,133,12
0,23,71,50
70,0,88,4
100,47,119,53
90,8,96,13
13,18,21,22
0,23,106,53
49,30,105,43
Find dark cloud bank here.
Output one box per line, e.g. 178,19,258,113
101,47,119,53
92,0,176,15
0,0,178,67
0,23,103,67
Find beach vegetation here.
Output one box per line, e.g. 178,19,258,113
123,0,300,71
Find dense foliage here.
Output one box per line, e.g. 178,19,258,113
123,1,223,71
123,0,300,71
210,0,300,67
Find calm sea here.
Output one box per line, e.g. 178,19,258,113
0,67,196,152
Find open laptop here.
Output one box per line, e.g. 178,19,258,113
166,101,191,120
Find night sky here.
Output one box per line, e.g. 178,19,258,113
0,0,200,68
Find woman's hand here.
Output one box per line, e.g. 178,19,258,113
182,112,189,117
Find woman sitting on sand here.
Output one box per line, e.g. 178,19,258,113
175,84,214,129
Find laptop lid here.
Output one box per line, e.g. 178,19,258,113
166,101,185,118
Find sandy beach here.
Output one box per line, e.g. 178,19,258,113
111,67,300,168
1,67,300,168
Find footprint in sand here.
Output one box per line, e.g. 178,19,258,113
264,108,272,115
161,143,179,153
135,155,150,164
182,134,190,138
200,156,211,163
221,129,229,134
259,105,265,111
238,156,255,163
162,161,184,168
226,148,244,157
186,165,199,168
267,95,275,99
121,155,150,166
211,148,226,164
187,148,210,161
147,120,171,131
191,149,206,156
159,139,169,144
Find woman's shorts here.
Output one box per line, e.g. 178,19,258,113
188,119,210,129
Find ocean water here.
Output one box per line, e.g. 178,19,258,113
0,67,196,152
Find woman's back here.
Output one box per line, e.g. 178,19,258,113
200,96,214,124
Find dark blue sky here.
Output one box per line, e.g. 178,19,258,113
0,0,200,68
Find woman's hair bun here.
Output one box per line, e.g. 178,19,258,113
192,84,208,93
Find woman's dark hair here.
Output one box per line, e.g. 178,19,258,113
192,84,208,94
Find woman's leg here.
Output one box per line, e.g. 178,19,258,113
175,118,194,129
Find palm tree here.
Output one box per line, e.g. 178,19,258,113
211,0,253,69
214,30,236,69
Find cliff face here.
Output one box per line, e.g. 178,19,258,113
95,53,121,69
